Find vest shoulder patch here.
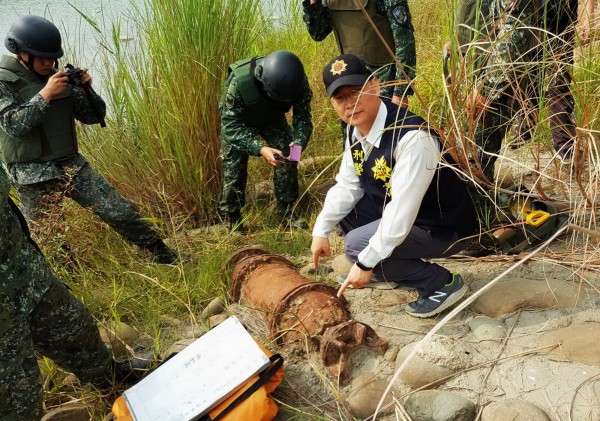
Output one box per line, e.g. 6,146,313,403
0,69,19,83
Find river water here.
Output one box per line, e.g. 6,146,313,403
1,0,142,76
1,0,281,86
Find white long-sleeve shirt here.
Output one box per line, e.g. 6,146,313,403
312,101,440,268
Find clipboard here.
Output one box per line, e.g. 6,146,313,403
122,316,271,421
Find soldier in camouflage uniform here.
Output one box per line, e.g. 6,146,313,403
1,166,151,419
467,0,578,180
302,0,416,106
0,166,112,420
0,15,181,264
219,50,313,231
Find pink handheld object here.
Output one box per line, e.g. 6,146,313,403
289,145,302,162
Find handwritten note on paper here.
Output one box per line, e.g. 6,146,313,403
123,316,271,421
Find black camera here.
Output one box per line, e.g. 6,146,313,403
273,154,297,165
64,64,83,87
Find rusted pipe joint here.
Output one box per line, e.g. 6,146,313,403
320,320,389,384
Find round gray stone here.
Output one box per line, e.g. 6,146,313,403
99,322,139,359
481,399,551,421
468,316,507,343
396,344,455,389
472,279,577,317
405,390,476,421
331,254,354,276
200,297,226,320
347,372,394,419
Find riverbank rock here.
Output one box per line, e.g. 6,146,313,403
395,338,472,388
99,322,139,359
347,372,394,419
166,338,196,357
404,390,476,421
200,297,225,320
471,278,577,317
468,316,507,343
480,399,551,421
331,254,353,276
541,322,600,365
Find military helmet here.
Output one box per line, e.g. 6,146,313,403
254,50,305,102
4,15,64,59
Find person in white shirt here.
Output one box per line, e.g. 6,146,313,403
311,54,477,318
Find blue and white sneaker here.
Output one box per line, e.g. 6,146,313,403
405,273,468,318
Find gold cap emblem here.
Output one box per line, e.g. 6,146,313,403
330,60,347,76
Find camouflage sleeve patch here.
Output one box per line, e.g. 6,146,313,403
223,76,240,110
391,4,409,26
225,92,235,110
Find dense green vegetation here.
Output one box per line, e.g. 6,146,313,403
38,0,600,417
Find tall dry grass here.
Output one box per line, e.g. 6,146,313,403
79,0,261,226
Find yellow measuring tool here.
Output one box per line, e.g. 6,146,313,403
509,200,551,228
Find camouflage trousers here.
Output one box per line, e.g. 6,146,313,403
476,63,577,181
219,119,299,217
15,160,161,248
1,203,111,420
375,61,415,100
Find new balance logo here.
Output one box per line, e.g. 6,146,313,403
428,291,447,303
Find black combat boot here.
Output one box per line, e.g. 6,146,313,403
112,352,156,386
144,240,183,264
228,211,247,233
277,205,308,230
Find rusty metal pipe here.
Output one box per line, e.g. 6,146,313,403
229,247,349,346
228,247,388,384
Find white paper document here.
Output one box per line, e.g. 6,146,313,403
123,316,271,421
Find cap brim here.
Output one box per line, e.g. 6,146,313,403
326,74,370,97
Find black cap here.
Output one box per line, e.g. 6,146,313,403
322,54,372,97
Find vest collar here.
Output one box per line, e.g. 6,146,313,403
0,55,42,84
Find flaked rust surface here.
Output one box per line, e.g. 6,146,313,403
229,247,388,385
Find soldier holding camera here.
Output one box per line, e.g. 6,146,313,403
0,15,181,264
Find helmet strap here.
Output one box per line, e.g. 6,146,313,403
16,53,51,82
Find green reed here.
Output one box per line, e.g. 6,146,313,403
80,0,260,226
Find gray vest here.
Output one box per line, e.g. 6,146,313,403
327,0,396,68
0,55,77,163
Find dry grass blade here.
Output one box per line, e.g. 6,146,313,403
569,373,600,421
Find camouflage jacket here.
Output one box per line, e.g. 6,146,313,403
219,71,313,156
0,167,53,317
476,0,576,100
302,0,416,97
0,60,106,184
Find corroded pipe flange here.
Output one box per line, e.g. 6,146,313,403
268,282,349,346
320,320,389,384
